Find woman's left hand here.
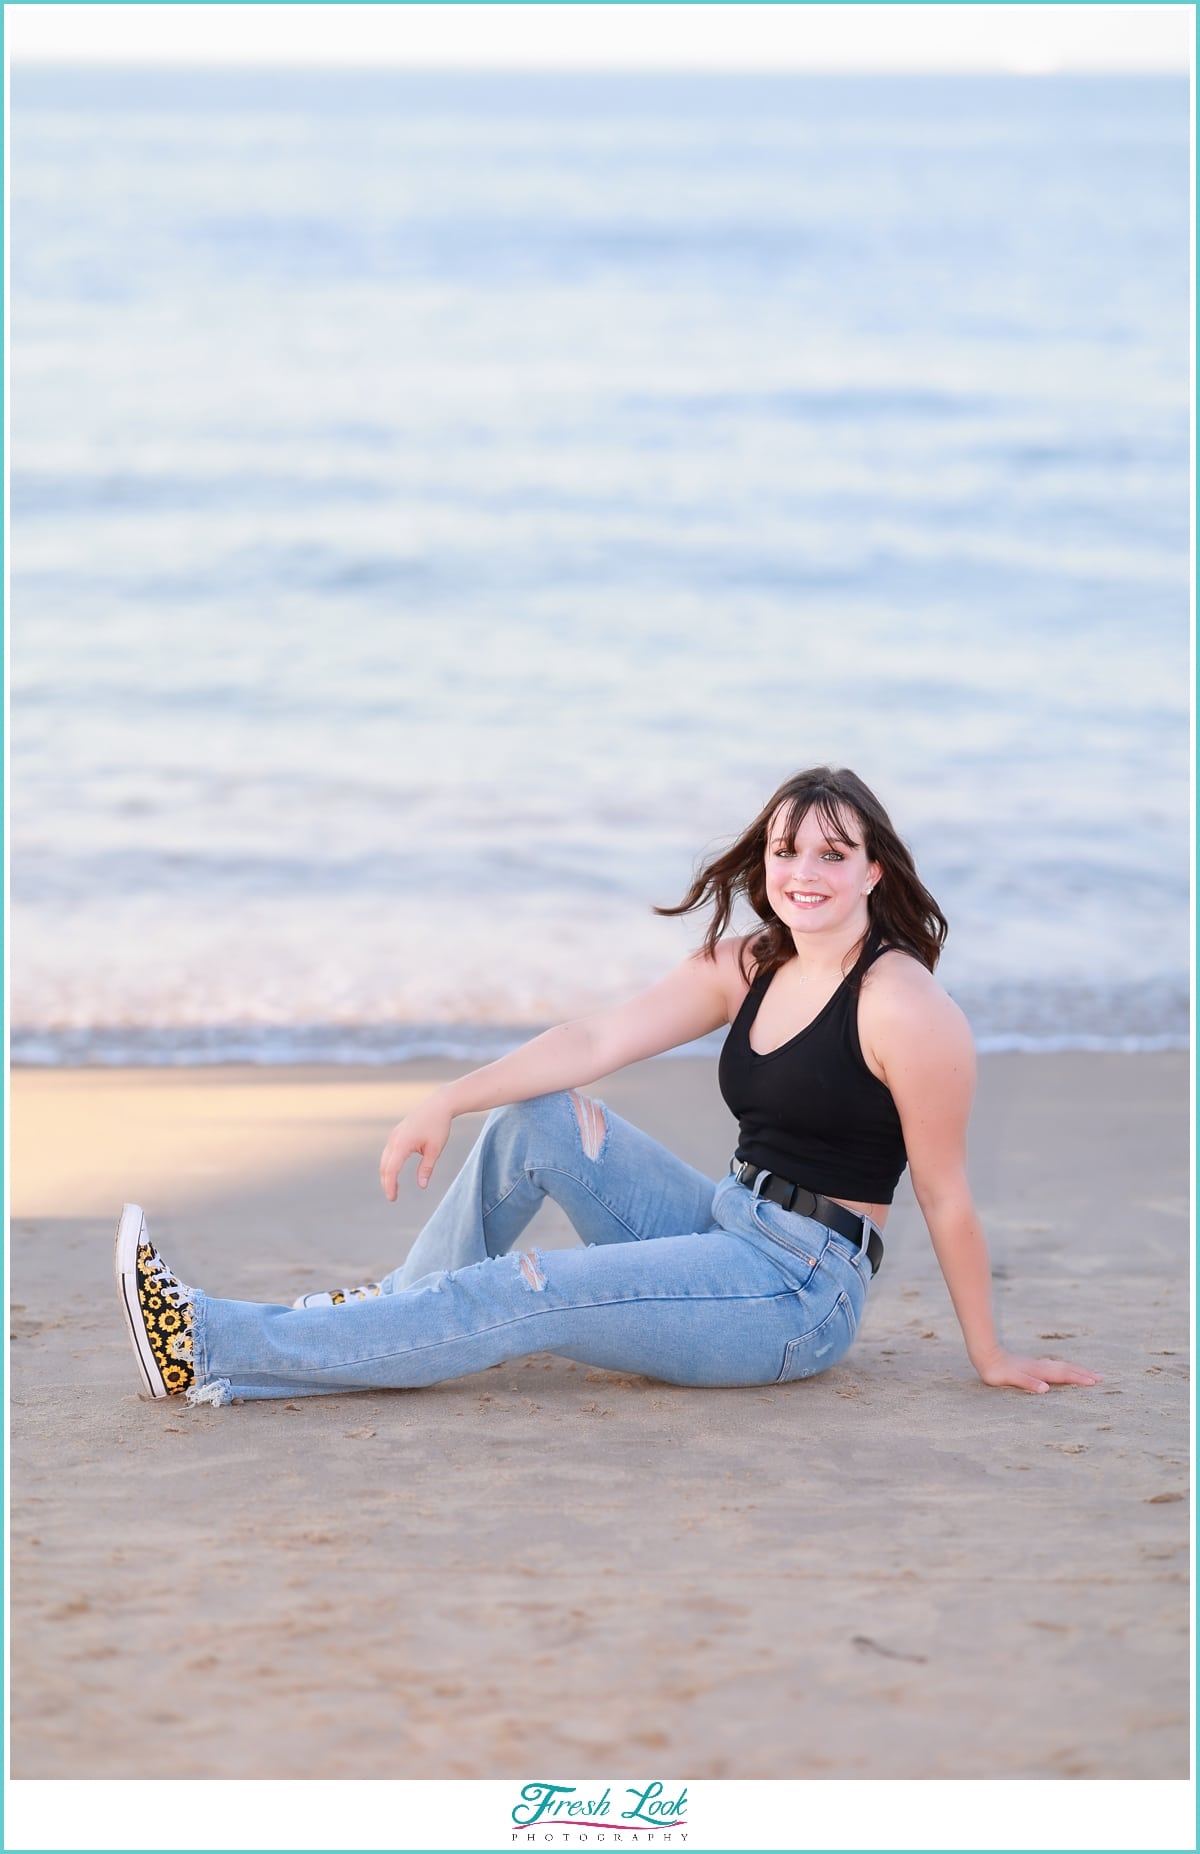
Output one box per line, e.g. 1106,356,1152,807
973,1347,1104,1394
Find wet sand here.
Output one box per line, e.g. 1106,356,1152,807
8,1052,1191,1782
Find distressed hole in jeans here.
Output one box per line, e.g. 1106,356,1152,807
519,1250,548,1292
570,1090,606,1161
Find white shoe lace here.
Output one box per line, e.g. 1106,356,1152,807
142,1248,192,1307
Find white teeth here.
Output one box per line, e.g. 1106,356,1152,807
787,892,825,903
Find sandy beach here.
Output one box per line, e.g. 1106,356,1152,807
8,1051,1191,1782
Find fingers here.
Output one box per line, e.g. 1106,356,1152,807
416,1133,445,1190
379,1133,413,1202
1039,1356,1104,1387
982,1350,1105,1393
1012,1372,1050,1394
1005,1357,1104,1393
379,1130,443,1198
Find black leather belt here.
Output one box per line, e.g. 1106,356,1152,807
731,1159,884,1277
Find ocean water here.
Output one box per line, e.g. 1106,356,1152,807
10,68,1191,1064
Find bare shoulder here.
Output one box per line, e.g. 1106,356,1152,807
859,949,974,1061
861,947,949,1008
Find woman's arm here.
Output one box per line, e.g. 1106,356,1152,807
862,963,1103,1394
379,942,741,1200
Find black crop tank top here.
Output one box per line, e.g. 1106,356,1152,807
717,934,908,1204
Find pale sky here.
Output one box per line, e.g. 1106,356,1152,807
5,2,1194,74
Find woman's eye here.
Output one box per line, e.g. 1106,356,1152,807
821,850,845,861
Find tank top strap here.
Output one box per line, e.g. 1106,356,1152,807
844,926,889,990
728,960,771,1040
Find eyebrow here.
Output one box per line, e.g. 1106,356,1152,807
769,803,860,850
770,833,858,850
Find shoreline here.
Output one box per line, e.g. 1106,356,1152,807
9,1025,1191,1068
9,1051,1191,1779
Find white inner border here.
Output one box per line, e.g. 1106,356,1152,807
3,1,1195,73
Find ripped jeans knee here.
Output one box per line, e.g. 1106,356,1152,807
518,1249,548,1291
568,1089,607,1161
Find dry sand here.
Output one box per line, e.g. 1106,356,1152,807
8,1052,1191,1781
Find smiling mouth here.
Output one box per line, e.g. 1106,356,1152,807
785,892,828,906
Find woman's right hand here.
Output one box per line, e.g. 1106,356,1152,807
379,1093,454,1200
376,945,737,1203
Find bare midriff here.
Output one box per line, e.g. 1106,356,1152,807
830,1195,890,1229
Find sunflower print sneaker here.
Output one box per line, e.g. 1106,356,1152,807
114,1204,196,1399
292,1280,383,1309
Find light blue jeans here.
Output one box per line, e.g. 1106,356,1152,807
187,1091,873,1406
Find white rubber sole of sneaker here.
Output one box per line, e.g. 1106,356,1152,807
114,1202,169,1399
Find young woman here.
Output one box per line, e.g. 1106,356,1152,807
116,767,1102,1406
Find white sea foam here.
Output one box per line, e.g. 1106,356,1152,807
8,1024,1189,1069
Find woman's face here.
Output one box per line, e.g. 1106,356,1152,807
764,804,881,939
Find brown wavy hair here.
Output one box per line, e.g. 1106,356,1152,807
655,766,948,982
